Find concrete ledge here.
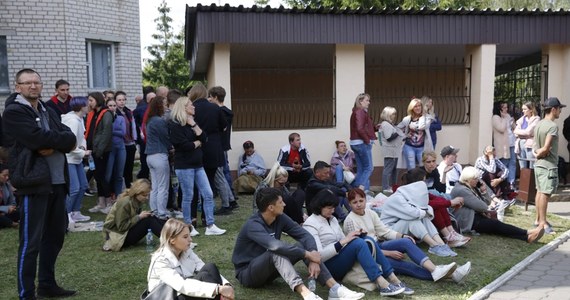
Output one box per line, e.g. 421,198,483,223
468,229,570,300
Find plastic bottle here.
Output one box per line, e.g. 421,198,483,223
307,277,316,292
145,229,154,252
88,155,96,170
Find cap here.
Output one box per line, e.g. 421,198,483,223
440,145,460,158
314,160,331,171
543,97,566,109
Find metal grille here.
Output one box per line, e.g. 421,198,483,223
494,63,544,116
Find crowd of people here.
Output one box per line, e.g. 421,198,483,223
2,68,567,300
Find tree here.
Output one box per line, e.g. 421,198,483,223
281,0,570,10
142,0,192,90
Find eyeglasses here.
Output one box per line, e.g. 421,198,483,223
17,81,43,86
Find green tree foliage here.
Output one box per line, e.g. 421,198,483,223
280,0,570,10
142,0,191,90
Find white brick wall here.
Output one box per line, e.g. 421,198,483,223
0,0,142,111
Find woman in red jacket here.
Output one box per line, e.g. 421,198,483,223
349,93,378,192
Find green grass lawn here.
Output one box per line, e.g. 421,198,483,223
1,195,569,300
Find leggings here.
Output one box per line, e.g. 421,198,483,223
178,263,223,300
472,214,527,241
122,216,166,248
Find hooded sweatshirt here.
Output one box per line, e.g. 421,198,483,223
380,181,434,228
61,111,87,164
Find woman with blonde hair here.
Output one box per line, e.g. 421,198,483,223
514,101,540,169
421,96,442,149
349,93,378,192
103,179,165,251
398,98,433,170
168,97,226,236
379,106,404,193
253,162,306,224
147,218,234,299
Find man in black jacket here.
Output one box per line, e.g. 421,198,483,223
3,69,76,300
305,161,351,221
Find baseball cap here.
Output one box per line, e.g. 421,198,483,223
543,97,566,109
440,145,460,158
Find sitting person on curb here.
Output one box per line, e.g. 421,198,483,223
306,161,351,221
437,146,462,194
232,188,364,300
103,179,166,251
0,164,18,229
420,151,447,194
304,189,411,297
329,140,356,184
343,188,471,284
450,167,545,243
474,146,517,205
253,162,306,224
233,140,266,194
380,178,457,257
277,132,313,191
147,218,234,300
405,168,471,248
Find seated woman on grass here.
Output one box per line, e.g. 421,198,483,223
450,166,545,243
344,188,470,284
303,189,410,297
103,179,166,251
147,218,234,300
0,164,18,229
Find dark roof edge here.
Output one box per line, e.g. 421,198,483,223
191,3,570,15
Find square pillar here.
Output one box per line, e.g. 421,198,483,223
465,44,496,163
207,43,232,107
335,45,365,138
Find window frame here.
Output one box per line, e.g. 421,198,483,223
86,40,116,90
0,36,9,94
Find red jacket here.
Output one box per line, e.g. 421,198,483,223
350,108,377,144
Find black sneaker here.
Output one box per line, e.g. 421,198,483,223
229,201,240,210
214,207,232,215
37,286,77,298
83,190,95,197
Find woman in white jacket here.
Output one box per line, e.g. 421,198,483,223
61,97,91,226
147,218,234,299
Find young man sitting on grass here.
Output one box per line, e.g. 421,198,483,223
232,188,364,300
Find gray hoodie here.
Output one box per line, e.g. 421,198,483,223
380,181,434,228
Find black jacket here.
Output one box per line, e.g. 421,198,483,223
3,93,75,194
305,176,350,214
168,120,207,170
193,98,227,169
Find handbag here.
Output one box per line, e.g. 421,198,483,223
339,161,355,184
9,146,50,189
140,282,177,300
343,238,377,291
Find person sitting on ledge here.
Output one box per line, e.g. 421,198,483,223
233,140,266,194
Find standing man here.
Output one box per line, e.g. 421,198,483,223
533,97,566,235
3,69,76,299
45,79,71,115
133,87,155,179
278,133,313,191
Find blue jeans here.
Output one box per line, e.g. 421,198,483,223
335,165,344,183
147,153,170,219
382,157,398,190
351,143,373,191
379,238,432,281
500,146,516,185
175,167,215,226
325,236,393,283
66,163,88,213
518,140,535,169
403,144,423,170
223,151,235,195
106,145,126,196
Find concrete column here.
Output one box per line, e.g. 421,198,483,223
465,44,496,164
206,43,232,107
335,44,366,152
542,45,570,160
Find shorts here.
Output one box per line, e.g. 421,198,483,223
534,166,558,194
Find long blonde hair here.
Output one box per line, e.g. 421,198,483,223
263,162,288,187
158,218,191,257
171,96,191,125
421,95,434,115
353,93,370,109
407,98,423,118
118,178,150,199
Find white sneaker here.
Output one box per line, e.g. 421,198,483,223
100,205,112,214
88,205,104,213
190,227,200,237
304,292,324,300
67,213,75,230
451,261,471,283
382,189,393,194
72,211,91,222
431,262,457,282
205,224,226,236
328,284,365,300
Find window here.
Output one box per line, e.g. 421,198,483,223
0,36,9,94
86,41,115,89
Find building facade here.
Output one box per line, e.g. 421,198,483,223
0,0,142,110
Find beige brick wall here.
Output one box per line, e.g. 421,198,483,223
0,0,142,111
